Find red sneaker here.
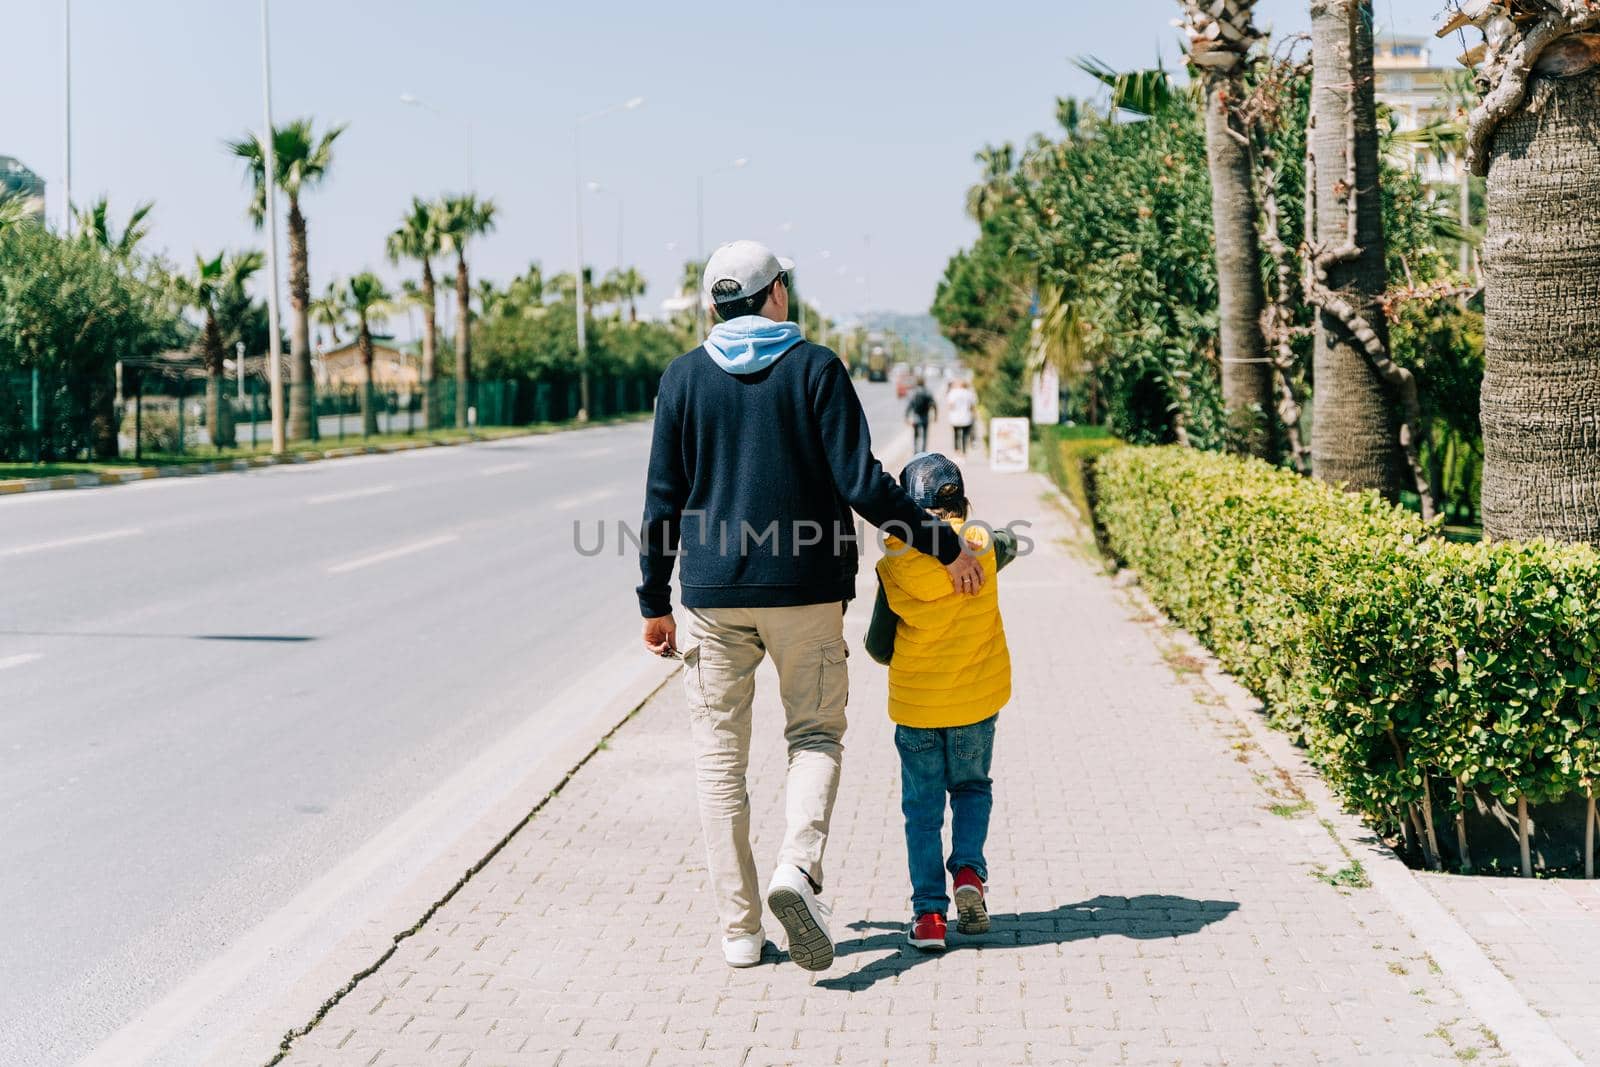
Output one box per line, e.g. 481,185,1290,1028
953,867,990,934
908,912,947,951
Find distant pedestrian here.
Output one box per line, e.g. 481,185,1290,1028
638,240,986,972
906,377,936,452
946,378,977,454
865,453,1015,952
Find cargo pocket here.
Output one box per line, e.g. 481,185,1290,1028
818,638,850,721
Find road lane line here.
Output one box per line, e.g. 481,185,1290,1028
0,652,43,671
480,461,532,477
305,484,397,505
552,487,619,511
0,527,143,559
568,446,616,460
326,533,458,574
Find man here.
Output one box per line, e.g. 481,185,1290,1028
638,240,984,972
905,377,936,452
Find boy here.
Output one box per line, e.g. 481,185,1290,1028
866,453,1015,951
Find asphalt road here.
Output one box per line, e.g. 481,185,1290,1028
0,380,911,1066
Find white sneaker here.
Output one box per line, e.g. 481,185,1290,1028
722,930,768,968
765,865,835,972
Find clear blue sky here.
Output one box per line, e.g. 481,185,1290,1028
5,0,1439,328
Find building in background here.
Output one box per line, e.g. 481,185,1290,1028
0,156,46,222
1374,35,1456,183
316,338,421,392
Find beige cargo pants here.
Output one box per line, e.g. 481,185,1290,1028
681,602,850,939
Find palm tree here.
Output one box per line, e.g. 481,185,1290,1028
611,266,646,322
1306,0,1404,498
964,144,1015,225
1459,3,1600,541
474,277,502,320
74,196,153,257
436,194,497,428
228,118,346,441
342,271,391,437
1175,0,1274,458
185,250,263,450
386,197,443,427
310,281,345,348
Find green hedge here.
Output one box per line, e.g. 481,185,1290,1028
1092,446,1600,867
1040,426,1119,537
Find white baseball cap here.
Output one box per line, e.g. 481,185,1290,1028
702,240,795,305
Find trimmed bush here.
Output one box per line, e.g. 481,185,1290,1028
1040,426,1118,541
1092,445,1600,871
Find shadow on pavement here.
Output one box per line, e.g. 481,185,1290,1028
814,894,1240,992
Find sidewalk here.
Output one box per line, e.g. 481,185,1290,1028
275,453,1511,1066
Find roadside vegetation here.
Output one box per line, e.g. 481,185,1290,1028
945,2,1600,876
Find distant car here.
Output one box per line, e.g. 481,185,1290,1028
866,345,889,382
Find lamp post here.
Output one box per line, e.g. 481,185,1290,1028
694,157,749,336
399,92,473,189
573,95,644,421
258,0,286,453
586,182,624,277
62,0,72,235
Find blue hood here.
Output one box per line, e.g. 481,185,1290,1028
703,317,803,374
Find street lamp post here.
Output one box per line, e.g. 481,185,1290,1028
694,157,749,337
587,181,625,277
399,93,473,189
258,0,286,453
573,96,643,421
62,0,72,235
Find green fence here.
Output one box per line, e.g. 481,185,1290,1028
0,369,661,462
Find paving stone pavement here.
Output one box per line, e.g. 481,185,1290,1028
280,457,1507,1067
1420,874,1600,1064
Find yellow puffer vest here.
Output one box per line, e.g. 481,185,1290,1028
876,519,1011,729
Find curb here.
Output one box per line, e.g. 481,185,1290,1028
1047,474,1584,1067
0,416,651,497
82,651,680,1067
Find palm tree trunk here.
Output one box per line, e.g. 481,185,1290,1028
203,310,234,449
1203,72,1274,458
89,371,119,459
455,252,471,429
420,258,438,430
1480,68,1600,542
1308,0,1404,497
286,198,316,441
359,317,378,437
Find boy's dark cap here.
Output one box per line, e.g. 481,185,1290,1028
900,452,965,511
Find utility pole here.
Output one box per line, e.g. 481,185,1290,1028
574,97,644,421
62,0,72,235
259,0,286,453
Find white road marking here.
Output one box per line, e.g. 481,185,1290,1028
0,653,43,671
552,487,619,511
569,446,615,460
0,527,143,559
480,461,532,477
305,484,396,505
326,533,459,574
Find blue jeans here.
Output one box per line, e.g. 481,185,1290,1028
894,715,996,916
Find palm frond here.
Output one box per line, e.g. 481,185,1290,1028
1073,56,1180,117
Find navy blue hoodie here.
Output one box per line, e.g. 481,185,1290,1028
636,340,963,618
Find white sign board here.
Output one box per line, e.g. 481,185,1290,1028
989,417,1031,473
